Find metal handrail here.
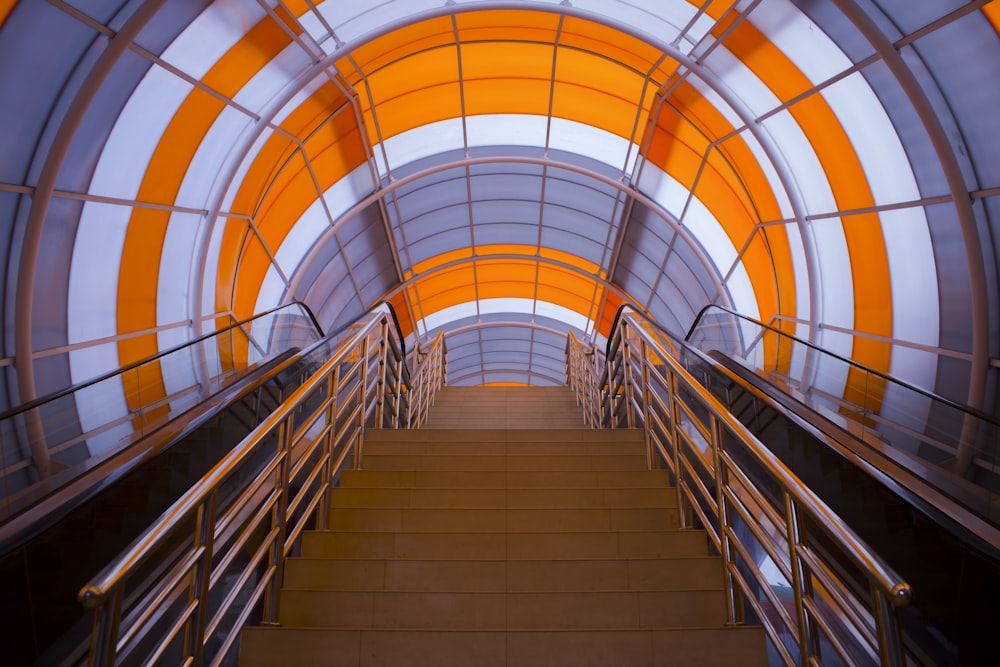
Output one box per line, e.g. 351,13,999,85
686,304,1000,428
76,303,447,667
686,302,998,485
565,332,604,428
407,332,447,428
568,306,912,667
0,301,323,423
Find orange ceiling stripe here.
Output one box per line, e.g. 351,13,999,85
118,89,225,385
387,291,413,337
411,248,475,275
349,16,456,74
116,13,292,407
222,107,366,324
537,247,601,275
561,16,664,75
721,15,892,385
666,79,796,343
410,258,600,323
982,2,1000,35
597,291,626,337
552,51,648,138
412,265,478,315
454,9,561,43
0,0,15,29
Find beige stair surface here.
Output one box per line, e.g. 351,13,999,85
421,386,588,429
239,387,767,666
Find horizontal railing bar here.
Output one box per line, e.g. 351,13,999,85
80,310,392,607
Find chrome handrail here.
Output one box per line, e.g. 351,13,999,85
1,301,324,511
77,303,446,667
565,332,604,428
568,307,912,667
407,332,447,428
685,304,998,480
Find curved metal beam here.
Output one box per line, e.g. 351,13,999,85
442,319,575,342
831,0,990,469
14,0,169,476
191,0,817,347
284,153,737,319
449,368,567,387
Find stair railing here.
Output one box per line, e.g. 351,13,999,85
686,304,1000,520
75,303,444,667
568,306,913,667
566,331,605,428
0,301,324,521
407,332,447,428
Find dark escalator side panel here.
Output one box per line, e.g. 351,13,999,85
0,356,311,667
685,351,1000,667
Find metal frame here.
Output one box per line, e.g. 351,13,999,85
77,303,447,667
12,0,991,447
567,306,913,667
0,302,322,517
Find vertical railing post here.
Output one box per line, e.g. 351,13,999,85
621,323,636,428
639,339,652,468
785,494,814,665
354,336,369,469
189,493,217,666
667,367,687,529
319,366,340,531
394,351,405,428
376,320,388,428
264,420,292,625
711,417,739,626
87,589,122,667
875,585,906,667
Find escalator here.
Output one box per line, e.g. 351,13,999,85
677,321,1000,666
0,303,346,666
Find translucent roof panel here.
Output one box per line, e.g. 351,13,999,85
1,0,997,415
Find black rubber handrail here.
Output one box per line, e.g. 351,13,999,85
685,303,1000,428
0,300,324,422
607,304,1000,552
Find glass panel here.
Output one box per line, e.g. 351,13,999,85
686,306,1000,527
0,303,322,519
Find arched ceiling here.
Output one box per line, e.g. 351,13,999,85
1,1,998,412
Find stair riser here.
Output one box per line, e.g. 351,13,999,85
422,420,588,429
337,469,673,489
277,590,727,629
362,454,647,471
363,442,647,456
282,557,725,592
366,429,644,444
328,507,680,532
239,627,767,667
301,531,710,560
330,487,678,509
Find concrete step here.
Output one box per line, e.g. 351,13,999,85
329,486,677,509
362,439,646,457
282,556,725,592
361,453,648,471
239,626,768,667
365,428,643,443
337,468,672,490
327,507,680,532
300,529,711,560
276,589,728,629
239,388,768,667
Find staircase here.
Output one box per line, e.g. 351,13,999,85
239,386,767,666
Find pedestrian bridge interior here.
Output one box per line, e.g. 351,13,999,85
1,1,1000,666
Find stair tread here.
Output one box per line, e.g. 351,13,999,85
240,391,767,667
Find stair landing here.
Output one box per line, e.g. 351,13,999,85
239,387,767,666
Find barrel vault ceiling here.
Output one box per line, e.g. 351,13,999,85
1,0,999,416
